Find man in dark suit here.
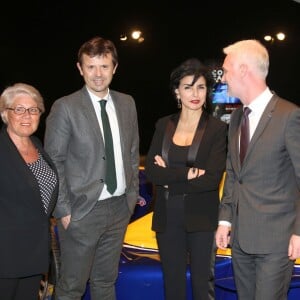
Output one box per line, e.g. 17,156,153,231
215,39,300,299
44,36,140,300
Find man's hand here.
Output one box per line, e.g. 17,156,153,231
61,214,71,230
216,225,231,249
288,234,300,260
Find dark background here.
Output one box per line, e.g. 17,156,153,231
1,0,299,154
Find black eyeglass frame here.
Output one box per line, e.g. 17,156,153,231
6,107,42,115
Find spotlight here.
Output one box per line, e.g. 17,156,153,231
120,34,128,41
264,35,273,42
276,32,285,41
264,32,286,43
131,30,142,40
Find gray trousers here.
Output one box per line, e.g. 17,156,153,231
55,194,131,300
232,232,294,300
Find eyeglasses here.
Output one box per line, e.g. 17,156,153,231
6,106,42,115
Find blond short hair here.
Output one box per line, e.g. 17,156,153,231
223,39,269,79
0,83,45,124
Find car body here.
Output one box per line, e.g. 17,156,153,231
45,169,300,300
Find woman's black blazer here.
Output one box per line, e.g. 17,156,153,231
145,112,227,232
0,126,58,278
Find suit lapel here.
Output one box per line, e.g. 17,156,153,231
110,91,125,152
79,88,105,148
243,96,278,165
1,129,44,212
230,107,243,171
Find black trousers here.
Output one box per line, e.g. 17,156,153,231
0,274,42,300
156,194,215,300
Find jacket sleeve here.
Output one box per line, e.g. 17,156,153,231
145,117,190,186
44,99,72,218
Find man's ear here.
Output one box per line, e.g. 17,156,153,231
113,63,118,75
76,62,83,75
239,64,248,77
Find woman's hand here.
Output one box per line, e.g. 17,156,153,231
154,155,205,182
187,167,205,180
154,155,166,168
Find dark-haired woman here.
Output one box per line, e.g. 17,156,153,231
145,58,227,300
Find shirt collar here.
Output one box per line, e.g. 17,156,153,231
86,87,111,104
247,87,273,114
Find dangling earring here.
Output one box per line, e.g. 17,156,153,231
177,98,182,109
203,102,207,109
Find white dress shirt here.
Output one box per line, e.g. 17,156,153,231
87,88,126,200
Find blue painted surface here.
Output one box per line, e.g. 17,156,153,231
79,254,300,300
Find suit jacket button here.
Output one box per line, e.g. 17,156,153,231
102,156,106,160
100,179,104,183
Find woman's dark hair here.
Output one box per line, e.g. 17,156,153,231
170,58,214,113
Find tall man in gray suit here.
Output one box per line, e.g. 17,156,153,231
44,36,140,300
215,39,300,300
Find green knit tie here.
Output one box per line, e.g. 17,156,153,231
100,100,117,194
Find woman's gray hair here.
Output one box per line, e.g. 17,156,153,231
0,83,45,123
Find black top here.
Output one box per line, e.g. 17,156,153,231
168,142,189,195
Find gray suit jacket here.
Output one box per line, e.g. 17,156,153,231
219,95,300,253
44,86,140,221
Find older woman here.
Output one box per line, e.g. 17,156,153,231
0,83,58,300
